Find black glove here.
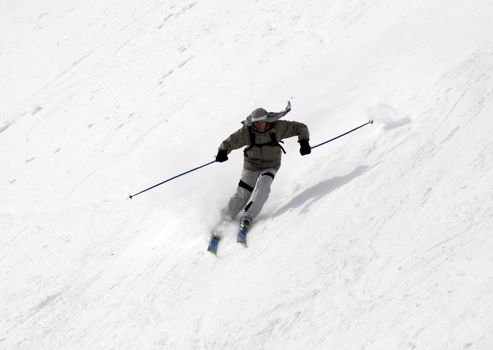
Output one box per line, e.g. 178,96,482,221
299,139,311,156
215,149,228,162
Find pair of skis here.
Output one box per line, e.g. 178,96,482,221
207,219,250,256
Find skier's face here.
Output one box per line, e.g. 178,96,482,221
254,121,268,132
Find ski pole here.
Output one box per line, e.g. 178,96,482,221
129,160,216,199
311,120,373,150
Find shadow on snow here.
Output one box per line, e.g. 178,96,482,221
273,165,371,217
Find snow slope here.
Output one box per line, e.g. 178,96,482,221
1,0,493,349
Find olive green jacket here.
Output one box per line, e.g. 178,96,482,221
219,120,309,171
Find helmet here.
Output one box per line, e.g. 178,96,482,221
241,102,291,126
250,108,268,123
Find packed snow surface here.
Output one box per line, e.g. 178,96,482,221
1,0,493,349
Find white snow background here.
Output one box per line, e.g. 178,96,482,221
1,0,493,349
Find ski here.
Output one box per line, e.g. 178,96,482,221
237,217,251,247
207,234,221,255
206,218,251,256
237,228,248,247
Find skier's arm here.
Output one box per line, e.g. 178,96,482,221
276,120,310,141
218,127,250,153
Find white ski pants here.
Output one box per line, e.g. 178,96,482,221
224,168,277,222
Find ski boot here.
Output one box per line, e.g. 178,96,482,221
237,217,251,247
207,235,221,255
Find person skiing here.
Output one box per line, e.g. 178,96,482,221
208,101,311,254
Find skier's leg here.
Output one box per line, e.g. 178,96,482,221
241,169,277,222
222,169,259,220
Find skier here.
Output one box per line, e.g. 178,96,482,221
208,102,311,254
